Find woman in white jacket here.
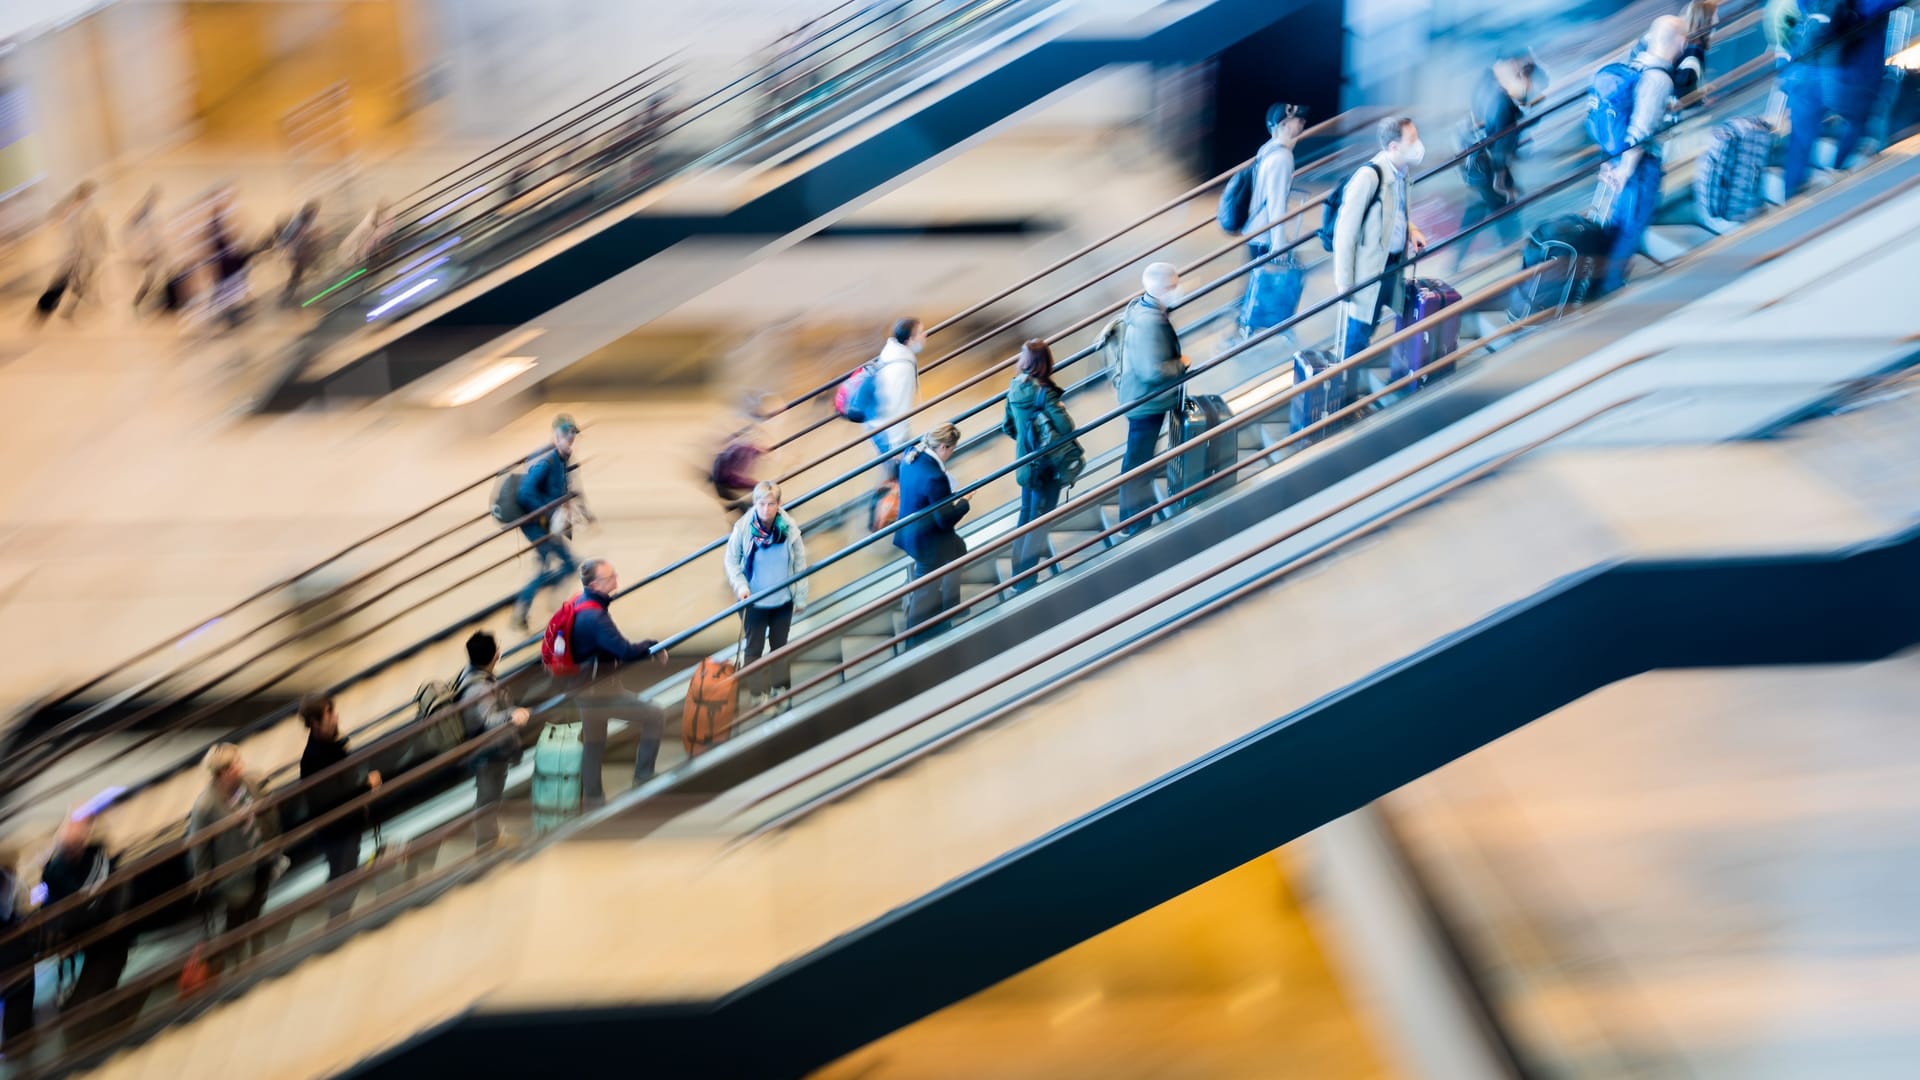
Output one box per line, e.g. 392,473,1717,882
723,481,809,707
865,316,924,473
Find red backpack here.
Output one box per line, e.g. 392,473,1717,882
542,595,604,677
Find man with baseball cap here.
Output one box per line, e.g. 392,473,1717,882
512,414,595,632
1456,46,1546,271
1239,102,1310,338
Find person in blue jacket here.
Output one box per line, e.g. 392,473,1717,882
893,423,970,648
564,558,669,806
1776,0,1904,198
512,415,593,633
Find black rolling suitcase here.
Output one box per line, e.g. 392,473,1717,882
1289,348,1352,444
1167,393,1236,511
1509,215,1609,322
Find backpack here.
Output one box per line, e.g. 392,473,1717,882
1098,310,1130,389
1317,164,1382,252
833,357,884,423
1217,164,1256,233
542,595,604,677
1587,60,1659,157
411,668,473,754
1694,117,1774,224
490,471,526,525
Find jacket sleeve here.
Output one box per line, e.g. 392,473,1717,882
1331,166,1380,294
579,606,656,663
1628,68,1675,146
186,801,213,878
787,520,809,610
518,452,567,517
929,470,969,530
459,675,517,735
722,516,750,596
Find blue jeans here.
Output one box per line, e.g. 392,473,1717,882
1341,263,1403,361
1783,66,1881,198
871,430,900,481
1012,479,1062,588
1120,412,1169,534
516,524,577,619
1600,156,1662,295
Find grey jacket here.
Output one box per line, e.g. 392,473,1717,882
457,666,522,766
188,778,279,905
1114,296,1184,419
1331,152,1408,324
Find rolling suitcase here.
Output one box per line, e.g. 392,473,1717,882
683,637,743,755
530,721,583,835
1289,349,1352,444
1509,215,1608,322
1394,277,1462,386
1167,393,1236,511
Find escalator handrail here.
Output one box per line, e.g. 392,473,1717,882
339,0,912,297
742,0,1764,456
0,488,575,813
1,450,567,765
3,0,1766,914
26,5,1763,838
323,0,1028,315
701,40,1786,690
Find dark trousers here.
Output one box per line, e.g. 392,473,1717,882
2,955,35,1048
222,866,274,946
1120,412,1170,535
321,833,360,920
1012,480,1062,588
515,524,577,619
1783,66,1881,197
474,758,509,848
1455,171,1521,269
1341,260,1406,361
904,547,964,648
572,686,666,804
742,602,795,694
61,931,131,1041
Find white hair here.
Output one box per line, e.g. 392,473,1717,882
1141,262,1180,301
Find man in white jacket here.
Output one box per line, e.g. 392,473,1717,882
866,316,924,479
1331,116,1429,361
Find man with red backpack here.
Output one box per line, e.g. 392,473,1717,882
543,559,669,806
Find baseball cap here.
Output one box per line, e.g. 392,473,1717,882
1266,102,1308,128
553,414,580,436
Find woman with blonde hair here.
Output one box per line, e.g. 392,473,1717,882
893,423,970,648
723,480,809,705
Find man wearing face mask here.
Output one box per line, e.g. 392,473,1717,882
1594,16,1688,295
1332,116,1429,362
1456,48,1545,272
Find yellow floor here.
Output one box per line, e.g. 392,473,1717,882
813,852,1393,1080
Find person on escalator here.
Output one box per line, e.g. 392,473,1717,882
1112,263,1188,538
865,317,924,528
298,694,381,921
1773,0,1904,198
554,559,670,807
457,631,532,849
0,846,33,1050
41,813,130,1020
894,424,970,648
1239,103,1308,338
1592,16,1689,295
1004,340,1079,590
724,482,809,709
1455,49,1544,272
188,745,286,966
512,414,596,634
1332,117,1429,365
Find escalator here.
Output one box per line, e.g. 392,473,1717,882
58,167,1920,1078
263,0,1333,408
4,7,1914,1074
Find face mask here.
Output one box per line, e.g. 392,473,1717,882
1398,140,1426,168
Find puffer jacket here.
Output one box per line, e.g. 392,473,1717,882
1113,296,1184,419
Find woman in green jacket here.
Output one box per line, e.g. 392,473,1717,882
1004,339,1078,590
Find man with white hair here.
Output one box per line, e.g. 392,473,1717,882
1111,262,1188,535
1594,14,1689,293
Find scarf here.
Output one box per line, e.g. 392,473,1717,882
744,511,788,580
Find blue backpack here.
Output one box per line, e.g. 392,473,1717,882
1587,61,1648,157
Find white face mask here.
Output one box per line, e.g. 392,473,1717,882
1398,139,1427,168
